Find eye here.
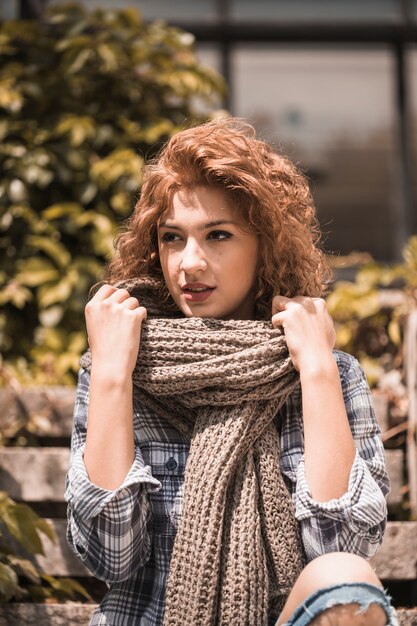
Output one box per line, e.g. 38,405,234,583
207,230,232,241
160,232,181,243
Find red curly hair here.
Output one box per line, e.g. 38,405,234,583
106,117,331,318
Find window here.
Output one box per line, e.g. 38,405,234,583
233,46,396,260
230,0,401,23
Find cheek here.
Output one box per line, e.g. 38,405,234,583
243,239,260,276
160,249,178,284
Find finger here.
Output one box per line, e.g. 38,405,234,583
91,283,118,302
122,297,140,310
271,295,291,315
271,312,286,329
107,288,131,303
135,306,147,323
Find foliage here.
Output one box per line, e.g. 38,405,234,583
326,236,417,387
0,2,225,385
0,491,90,602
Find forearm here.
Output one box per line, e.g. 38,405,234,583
84,366,135,490
301,354,356,502
67,486,153,582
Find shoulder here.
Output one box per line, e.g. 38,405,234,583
78,366,90,384
332,352,377,436
333,349,361,373
333,350,367,387
75,367,91,399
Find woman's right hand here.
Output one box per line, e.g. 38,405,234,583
85,283,147,377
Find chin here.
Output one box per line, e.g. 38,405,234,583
180,302,222,319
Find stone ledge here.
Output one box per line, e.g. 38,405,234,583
370,521,417,580
0,603,97,626
399,609,417,626
386,448,403,507
0,447,70,501
0,447,403,505
0,604,415,625
0,387,75,438
0,386,399,439
9,519,417,581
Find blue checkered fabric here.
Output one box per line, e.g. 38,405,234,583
65,350,390,625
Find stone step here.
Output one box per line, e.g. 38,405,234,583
0,447,70,501
0,604,95,626
386,448,404,506
372,390,389,432
0,447,404,505
15,519,417,581
0,386,75,439
399,610,417,626
0,386,392,439
0,604,415,625
35,519,90,578
370,521,417,580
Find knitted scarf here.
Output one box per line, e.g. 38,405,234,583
81,277,304,625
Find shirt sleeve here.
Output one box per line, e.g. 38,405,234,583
279,351,390,562
65,368,161,583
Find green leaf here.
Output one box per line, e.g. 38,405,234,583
0,0,225,386
39,305,65,327
110,191,132,215
358,355,384,388
0,78,24,113
97,43,119,72
42,202,83,220
41,574,92,601
0,282,32,308
26,236,71,268
38,274,75,308
15,258,59,287
119,7,143,27
35,518,55,543
25,582,51,602
90,148,143,188
7,556,41,584
0,562,19,602
388,319,401,346
55,115,96,147
334,323,354,349
0,497,55,555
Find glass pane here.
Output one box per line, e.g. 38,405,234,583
0,0,18,20
45,0,216,22
192,44,224,113
231,0,401,22
196,44,222,74
233,46,397,260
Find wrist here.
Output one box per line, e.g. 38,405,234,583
90,364,133,390
298,351,337,381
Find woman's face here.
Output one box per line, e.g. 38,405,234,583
157,186,259,320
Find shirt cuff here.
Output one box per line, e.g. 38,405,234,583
65,444,161,520
293,448,385,526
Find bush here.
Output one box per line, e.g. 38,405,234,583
327,235,417,387
0,491,90,602
0,2,225,385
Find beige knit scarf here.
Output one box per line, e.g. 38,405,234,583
81,277,304,625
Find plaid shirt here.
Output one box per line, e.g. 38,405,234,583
65,350,390,626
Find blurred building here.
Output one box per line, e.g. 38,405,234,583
3,0,417,262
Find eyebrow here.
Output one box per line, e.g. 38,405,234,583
158,219,237,230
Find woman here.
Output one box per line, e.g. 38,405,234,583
65,117,396,625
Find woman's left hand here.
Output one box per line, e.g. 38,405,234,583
271,295,336,373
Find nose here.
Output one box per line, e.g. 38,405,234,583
180,239,207,274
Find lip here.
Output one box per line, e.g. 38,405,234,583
181,282,215,303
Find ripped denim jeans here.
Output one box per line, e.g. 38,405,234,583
277,582,398,626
